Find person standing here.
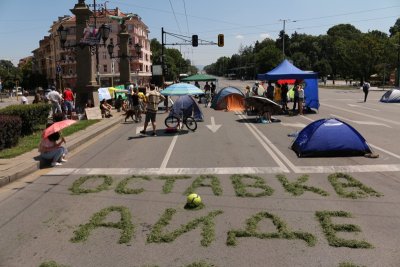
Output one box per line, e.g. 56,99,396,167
63,87,74,119
265,81,275,101
298,84,304,115
281,83,289,113
292,82,300,113
127,84,134,109
274,82,282,104
362,81,370,102
210,82,216,98
47,87,63,115
131,88,141,122
204,82,211,93
140,84,165,136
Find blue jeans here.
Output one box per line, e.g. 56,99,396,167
41,146,67,163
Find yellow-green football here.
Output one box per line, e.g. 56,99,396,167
187,193,202,206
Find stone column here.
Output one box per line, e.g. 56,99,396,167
71,1,99,109
118,24,131,87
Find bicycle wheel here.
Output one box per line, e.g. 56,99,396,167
184,117,197,131
165,115,180,128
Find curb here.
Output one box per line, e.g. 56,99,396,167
0,117,122,188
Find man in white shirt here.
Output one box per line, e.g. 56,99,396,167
21,92,29,104
47,87,63,114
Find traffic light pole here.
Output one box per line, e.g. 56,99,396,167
160,28,223,83
161,27,165,87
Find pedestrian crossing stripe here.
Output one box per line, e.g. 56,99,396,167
45,164,400,176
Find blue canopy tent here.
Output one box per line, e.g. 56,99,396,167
257,59,319,110
170,95,204,122
291,118,372,157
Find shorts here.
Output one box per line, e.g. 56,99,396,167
145,111,157,123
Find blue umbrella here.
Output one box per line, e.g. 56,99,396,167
161,83,204,96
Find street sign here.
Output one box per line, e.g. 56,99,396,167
56,65,62,74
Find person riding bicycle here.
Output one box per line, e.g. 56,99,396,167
140,85,165,136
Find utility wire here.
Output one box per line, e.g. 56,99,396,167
168,0,182,33
182,0,190,35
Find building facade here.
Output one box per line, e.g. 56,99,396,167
33,8,152,90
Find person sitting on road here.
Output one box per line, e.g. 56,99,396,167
100,99,113,118
38,131,68,167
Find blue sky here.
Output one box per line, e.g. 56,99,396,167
0,0,399,67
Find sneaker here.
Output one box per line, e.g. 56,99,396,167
61,159,68,162
51,162,62,167
152,132,157,136
140,130,146,135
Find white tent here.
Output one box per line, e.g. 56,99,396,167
380,89,400,103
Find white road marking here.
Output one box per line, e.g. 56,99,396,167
236,112,291,173
45,167,287,176
369,144,400,160
46,164,400,176
331,114,392,128
280,123,306,128
206,116,221,133
243,114,300,173
160,135,178,169
300,115,314,122
135,126,144,134
347,104,379,111
296,164,400,173
322,103,400,126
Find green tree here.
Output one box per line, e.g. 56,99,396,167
389,18,400,37
150,38,197,85
0,60,21,90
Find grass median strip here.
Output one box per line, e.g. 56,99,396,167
0,119,99,159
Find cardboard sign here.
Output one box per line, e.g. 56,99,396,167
85,107,103,120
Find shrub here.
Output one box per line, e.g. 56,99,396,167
0,103,51,136
0,115,22,150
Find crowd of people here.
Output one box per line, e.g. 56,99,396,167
245,80,305,123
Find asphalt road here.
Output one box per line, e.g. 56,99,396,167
0,78,399,267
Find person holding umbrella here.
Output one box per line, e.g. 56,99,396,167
38,120,75,167
38,131,68,167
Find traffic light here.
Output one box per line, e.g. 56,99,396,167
192,35,198,47
218,34,224,47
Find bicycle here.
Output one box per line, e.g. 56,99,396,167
164,108,197,131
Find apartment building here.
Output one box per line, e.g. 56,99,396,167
33,8,152,89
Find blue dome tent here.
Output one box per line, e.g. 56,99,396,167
257,59,319,110
170,95,204,121
291,118,372,157
211,86,245,111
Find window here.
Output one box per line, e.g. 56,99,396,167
103,64,107,72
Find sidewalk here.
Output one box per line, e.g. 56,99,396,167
0,111,122,187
